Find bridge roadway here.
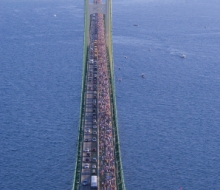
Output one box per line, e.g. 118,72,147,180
73,0,125,190
79,57,98,190
79,13,98,190
80,2,116,190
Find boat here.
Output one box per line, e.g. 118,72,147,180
180,54,186,58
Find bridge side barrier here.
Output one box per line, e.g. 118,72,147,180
72,0,89,189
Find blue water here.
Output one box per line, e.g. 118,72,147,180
0,0,220,189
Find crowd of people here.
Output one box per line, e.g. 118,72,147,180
92,1,117,189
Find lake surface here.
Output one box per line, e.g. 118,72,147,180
0,0,220,189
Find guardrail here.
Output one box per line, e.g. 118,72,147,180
72,0,88,189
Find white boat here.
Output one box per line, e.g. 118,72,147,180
180,54,186,58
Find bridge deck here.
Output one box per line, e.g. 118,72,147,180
72,1,125,190
80,6,116,189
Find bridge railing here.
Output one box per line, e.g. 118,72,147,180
72,0,89,189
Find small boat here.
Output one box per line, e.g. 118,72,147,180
141,74,145,78
179,54,186,58
133,24,138,26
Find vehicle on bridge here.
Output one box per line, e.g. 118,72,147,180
91,175,97,189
